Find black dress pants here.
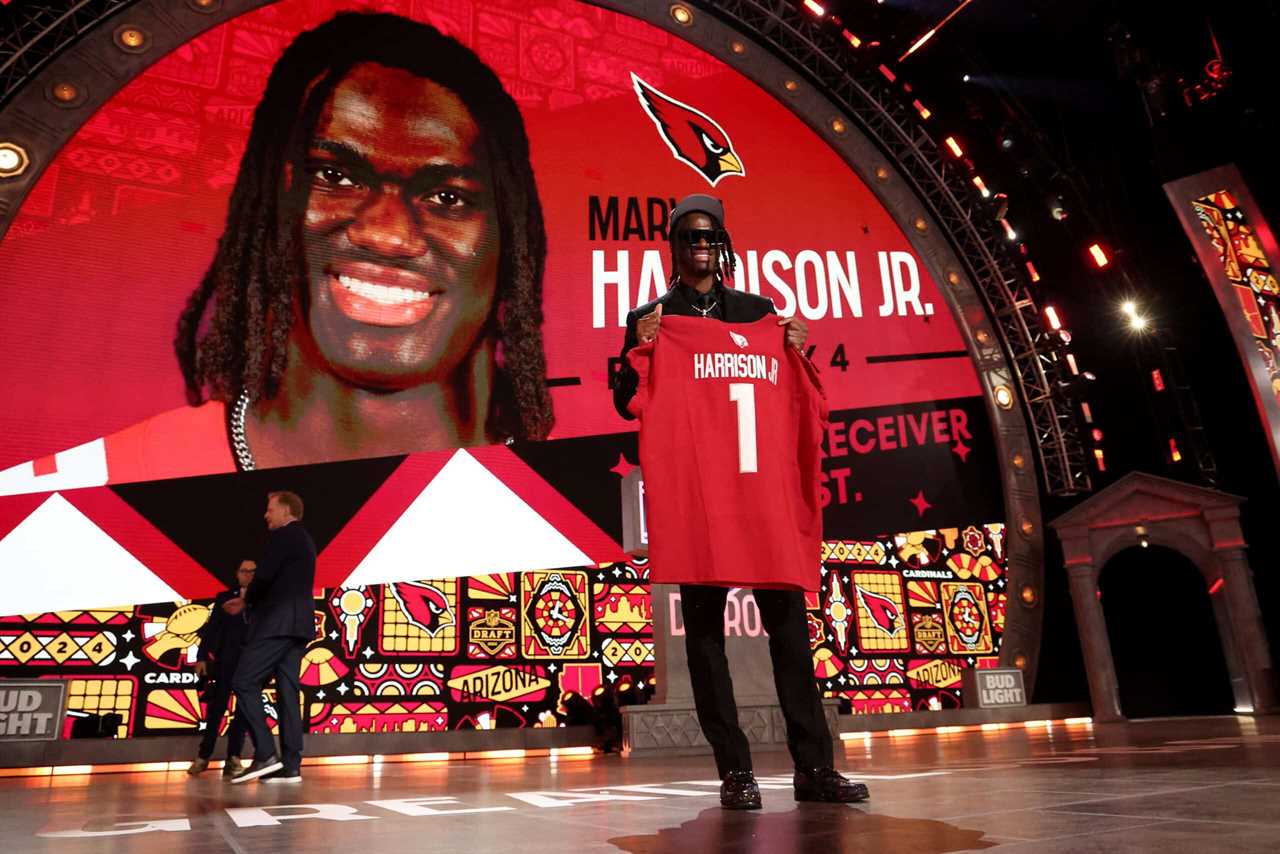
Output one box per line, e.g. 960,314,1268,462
232,635,306,770
680,584,833,777
197,654,254,760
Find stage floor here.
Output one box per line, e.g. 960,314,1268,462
3,715,1278,853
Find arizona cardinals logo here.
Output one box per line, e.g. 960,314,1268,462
856,586,903,637
632,73,745,187
729,330,749,348
390,582,454,637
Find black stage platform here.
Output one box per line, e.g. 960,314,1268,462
4,716,1278,853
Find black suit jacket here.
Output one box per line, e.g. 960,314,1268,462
197,588,250,668
245,521,317,641
613,284,776,420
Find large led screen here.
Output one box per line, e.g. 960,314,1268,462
0,0,1011,731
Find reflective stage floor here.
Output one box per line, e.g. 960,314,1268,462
4,715,1279,853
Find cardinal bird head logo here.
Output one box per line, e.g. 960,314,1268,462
729,330,749,349
390,582,454,637
632,73,745,187
856,586,903,637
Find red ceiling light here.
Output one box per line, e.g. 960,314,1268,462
944,136,963,157
914,99,932,120
1026,261,1040,282
972,175,990,197
1152,369,1165,391
878,64,897,82
803,0,826,16
1087,243,1110,268
1208,578,1224,595
1169,437,1182,462
1093,448,1106,471
842,29,862,48
1091,428,1104,442
1000,218,1017,241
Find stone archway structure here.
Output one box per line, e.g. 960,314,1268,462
1050,471,1276,721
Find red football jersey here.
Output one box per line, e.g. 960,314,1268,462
627,315,827,591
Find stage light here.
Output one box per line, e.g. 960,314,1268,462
1088,242,1111,268
944,136,963,157
914,99,932,120
1026,261,1040,282
803,0,825,16
669,4,693,25
1066,353,1079,374
1044,306,1062,330
991,193,1009,220
902,28,937,60
1169,437,1182,462
842,29,862,48
1129,314,1149,331
1209,578,1225,595
1000,218,1017,241
993,384,1014,409
1019,584,1037,606
972,175,990,197
1093,447,1106,471
878,64,897,83
1120,300,1137,317
1081,401,1093,422
1152,369,1165,391
0,142,29,178
1091,428,1103,442
1047,193,1068,221
962,73,971,83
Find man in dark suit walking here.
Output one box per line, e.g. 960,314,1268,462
187,559,257,777
613,194,868,810
229,490,316,783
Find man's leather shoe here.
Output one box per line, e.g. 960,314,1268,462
230,755,283,784
720,770,762,810
793,767,870,803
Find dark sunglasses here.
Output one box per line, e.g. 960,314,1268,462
676,228,727,246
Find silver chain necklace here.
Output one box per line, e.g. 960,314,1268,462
693,299,718,317
230,390,256,471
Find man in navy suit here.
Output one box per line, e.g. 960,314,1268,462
229,491,316,783
187,559,257,777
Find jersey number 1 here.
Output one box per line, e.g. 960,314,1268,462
729,383,758,474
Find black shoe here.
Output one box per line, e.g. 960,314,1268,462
230,755,283,784
263,768,302,783
794,767,870,803
720,770,762,810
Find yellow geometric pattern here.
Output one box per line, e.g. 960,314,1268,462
601,638,655,667
0,630,117,666
380,580,458,654
821,540,887,564
851,571,909,653
66,677,134,738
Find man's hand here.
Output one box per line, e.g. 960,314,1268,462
636,304,662,344
778,315,808,351
194,660,207,678
222,597,245,616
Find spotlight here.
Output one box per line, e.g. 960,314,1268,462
962,73,971,83
1129,315,1149,331
1135,524,1149,548
1121,300,1137,317
1044,305,1062,330
1000,218,1017,241
803,0,825,16
972,175,991,197
944,136,964,157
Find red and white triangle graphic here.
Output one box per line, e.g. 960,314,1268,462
319,448,623,588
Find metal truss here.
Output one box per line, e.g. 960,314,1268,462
694,0,1091,496
0,0,138,109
